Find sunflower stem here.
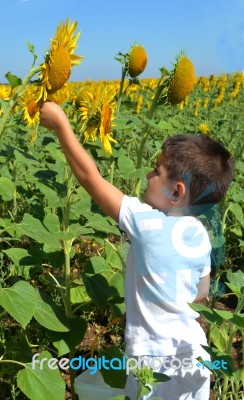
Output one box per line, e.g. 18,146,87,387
116,66,127,112
0,65,42,138
60,165,78,400
132,79,168,196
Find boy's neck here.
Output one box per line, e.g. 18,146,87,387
163,206,193,217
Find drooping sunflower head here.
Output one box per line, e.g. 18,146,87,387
128,44,147,78
167,53,195,105
37,19,83,101
79,86,117,154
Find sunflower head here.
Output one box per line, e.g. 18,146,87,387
0,84,10,100
167,54,195,105
199,122,210,134
79,86,117,154
37,19,83,101
128,44,147,78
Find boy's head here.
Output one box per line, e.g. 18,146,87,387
144,133,234,215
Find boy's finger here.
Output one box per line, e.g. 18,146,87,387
37,99,52,109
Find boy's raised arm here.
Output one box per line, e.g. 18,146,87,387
39,101,124,222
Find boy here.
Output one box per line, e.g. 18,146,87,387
39,101,234,400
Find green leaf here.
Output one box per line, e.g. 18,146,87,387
17,351,65,400
71,186,92,216
157,120,174,133
5,333,33,362
26,41,38,65
229,226,243,237
152,372,171,383
117,156,145,179
3,247,42,268
188,303,223,325
5,72,22,89
226,270,244,296
85,256,111,274
200,346,235,377
36,182,61,208
209,325,228,352
225,282,242,298
214,310,244,328
0,177,14,201
87,214,120,235
14,149,39,166
229,203,243,220
43,214,60,234
34,291,70,332
109,273,124,298
70,285,89,304
45,142,67,163
57,223,94,241
0,281,37,328
159,67,169,77
49,317,87,357
17,213,61,249
105,242,124,271
99,346,127,389
83,273,109,312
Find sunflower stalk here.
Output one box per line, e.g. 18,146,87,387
0,65,42,138
132,78,168,197
132,53,195,197
116,64,128,112
61,165,73,319
60,164,79,400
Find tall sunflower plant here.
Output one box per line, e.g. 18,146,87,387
0,19,83,138
114,47,196,196
0,19,87,400
115,43,148,110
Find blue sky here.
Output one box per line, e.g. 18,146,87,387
1,0,243,83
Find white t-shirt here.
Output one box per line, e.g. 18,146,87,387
119,195,211,357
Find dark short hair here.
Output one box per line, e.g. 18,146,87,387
161,134,234,207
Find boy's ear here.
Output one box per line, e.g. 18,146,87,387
171,181,187,203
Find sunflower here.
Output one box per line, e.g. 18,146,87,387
79,87,117,154
0,84,10,101
167,54,195,105
99,102,117,154
128,44,147,78
199,122,210,134
37,19,83,101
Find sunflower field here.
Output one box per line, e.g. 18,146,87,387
0,20,243,400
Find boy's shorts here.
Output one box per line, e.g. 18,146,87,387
125,351,211,400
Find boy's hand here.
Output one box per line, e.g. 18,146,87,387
39,101,69,133
194,274,210,302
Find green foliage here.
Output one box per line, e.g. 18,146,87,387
0,71,243,400
4,73,22,90
17,351,65,400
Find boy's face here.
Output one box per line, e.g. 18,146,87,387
143,152,180,213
